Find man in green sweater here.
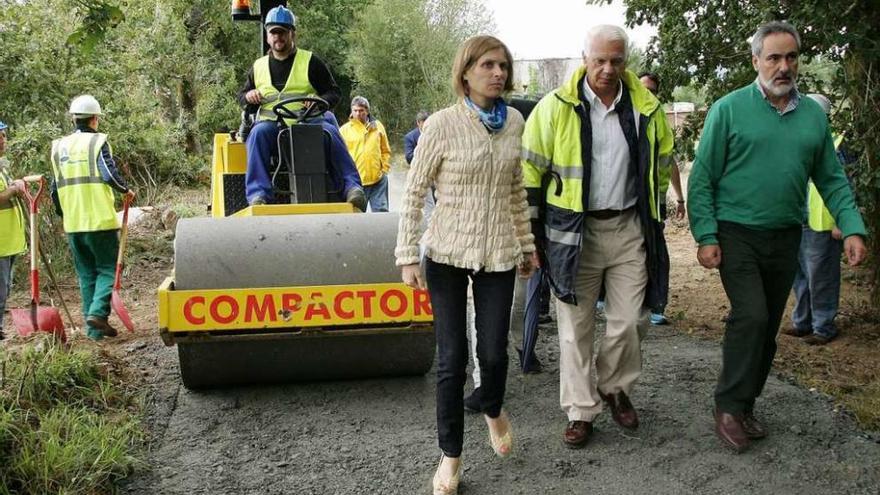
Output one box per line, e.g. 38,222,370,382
688,21,867,453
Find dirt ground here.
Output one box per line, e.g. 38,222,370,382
4,175,879,494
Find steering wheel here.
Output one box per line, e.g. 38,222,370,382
273,96,330,124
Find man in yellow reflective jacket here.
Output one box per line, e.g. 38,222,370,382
50,95,134,341
0,121,26,338
521,25,674,448
340,96,391,212
787,94,851,345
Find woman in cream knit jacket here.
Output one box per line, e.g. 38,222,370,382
394,35,536,495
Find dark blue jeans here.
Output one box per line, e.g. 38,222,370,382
0,255,15,329
792,226,842,338
362,174,389,212
244,117,362,204
426,258,514,457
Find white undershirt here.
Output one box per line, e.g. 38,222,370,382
583,80,639,211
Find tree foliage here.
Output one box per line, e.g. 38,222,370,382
594,0,880,302
345,0,494,133
0,0,365,193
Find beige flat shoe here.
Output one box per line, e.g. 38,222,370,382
432,454,461,495
486,410,513,457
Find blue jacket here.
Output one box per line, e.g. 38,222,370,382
403,127,421,165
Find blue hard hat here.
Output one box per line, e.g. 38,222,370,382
265,6,295,30
0,121,6,131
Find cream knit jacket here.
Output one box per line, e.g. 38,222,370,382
395,101,535,272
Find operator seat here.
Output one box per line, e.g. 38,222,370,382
272,122,339,204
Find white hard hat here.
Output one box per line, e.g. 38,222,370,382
806,93,832,115
68,95,104,117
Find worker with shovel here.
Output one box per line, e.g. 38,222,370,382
49,95,135,341
0,121,27,339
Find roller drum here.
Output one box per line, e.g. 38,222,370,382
174,213,401,290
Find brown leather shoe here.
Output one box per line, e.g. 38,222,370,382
782,327,811,338
599,390,639,430
742,411,767,439
86,316,118,337
562,421,592,449
804,334,833,346
714,409,750,453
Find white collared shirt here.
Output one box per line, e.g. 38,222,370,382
582,79,640,211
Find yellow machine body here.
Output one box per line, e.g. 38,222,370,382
159,133,435,389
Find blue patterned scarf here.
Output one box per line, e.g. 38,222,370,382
465,97,507,133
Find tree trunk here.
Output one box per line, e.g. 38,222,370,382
844,51,879,305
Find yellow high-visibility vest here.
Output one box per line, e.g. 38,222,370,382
50,132,119,233
807,133,846,232
0,162,26,257
253,50,315,125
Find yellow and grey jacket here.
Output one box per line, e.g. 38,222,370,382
521,67,674,305
0,161,26,257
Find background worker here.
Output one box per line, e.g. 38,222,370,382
0,121,27,339
786,93,851,346
638,71,685,326
405,111,435,223
404,111,430,166
238,5,364,209
340,96,391,212
50,95,135,341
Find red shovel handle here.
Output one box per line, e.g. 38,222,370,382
113,194,133,290
21,174,45,213
21,175,45,304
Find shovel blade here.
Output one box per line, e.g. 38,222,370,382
11,305,66,342
111,290,135,332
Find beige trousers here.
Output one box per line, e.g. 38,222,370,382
556,209,647,422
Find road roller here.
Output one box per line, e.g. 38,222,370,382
157,1,434,388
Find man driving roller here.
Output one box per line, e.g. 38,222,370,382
237,5,364,209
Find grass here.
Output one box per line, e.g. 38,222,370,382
0,339,143,494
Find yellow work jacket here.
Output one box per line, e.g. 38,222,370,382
521,67,674,304
50,132,119,233
339,118,391,186
0,162,26,257
807,134,846,232
253,50,316,125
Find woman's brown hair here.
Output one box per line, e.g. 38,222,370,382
451,35,514,97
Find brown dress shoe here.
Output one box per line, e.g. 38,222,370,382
86,316,118,337
782,327,811,337
714,409,750,453
803,334,833,346
599,390,639,430
742,411,767,439
563,421,592,449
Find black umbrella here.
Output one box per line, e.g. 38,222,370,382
520,266,547,373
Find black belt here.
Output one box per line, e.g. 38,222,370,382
586,206,634,220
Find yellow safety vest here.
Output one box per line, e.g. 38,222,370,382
253,50,315,125
0,162,26,257
807,134,846,232
50,132,119,233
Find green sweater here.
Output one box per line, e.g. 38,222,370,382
688,83,866,245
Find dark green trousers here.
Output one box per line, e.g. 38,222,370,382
715,221,801,414
67,230,119,325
